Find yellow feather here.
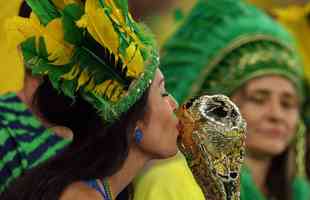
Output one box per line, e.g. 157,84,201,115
62,64,80,80
104,0,145,52
77,69,91,89
85,78,96,91
122,43,144,77
44,18,74,65
6,13,73,66
111,85,125,102
76,15,88,28
105,0,125,26
105,81,117,99
93,80,112,94
51,0,82,10
5,14,41,52
93,80,124,102
78,0,119,56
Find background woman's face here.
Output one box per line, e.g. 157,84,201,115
137,69,179,159
232,75,300,157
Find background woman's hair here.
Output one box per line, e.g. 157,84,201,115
267,150,292,200
307,135,310,179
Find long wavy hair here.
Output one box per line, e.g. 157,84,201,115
0,77,150,200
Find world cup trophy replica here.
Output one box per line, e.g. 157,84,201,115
176,95,247,200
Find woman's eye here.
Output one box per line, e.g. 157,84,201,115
281,100,298,110
247,95,265,105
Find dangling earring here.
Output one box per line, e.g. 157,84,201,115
135,128,144,144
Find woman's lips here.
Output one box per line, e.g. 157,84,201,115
258,128,286,138
176,120,184,135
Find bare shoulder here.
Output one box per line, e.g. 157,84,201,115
60,181,102,200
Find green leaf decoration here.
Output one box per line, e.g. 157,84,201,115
131,23,155,60
48,64,73,90
114,0,128,16
62,3,84,45
21,37,50,73
26,0,60,25
21,37,37,62
62,79,77,98
38,37,48,58
31,63,58,76
119,33,129,58
99,0,105,8
21,36,71,91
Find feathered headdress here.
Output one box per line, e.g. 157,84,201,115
6,0,159,123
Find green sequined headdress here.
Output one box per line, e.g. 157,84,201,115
161,0,304,103
6,0,159,123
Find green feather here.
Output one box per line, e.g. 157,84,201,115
62,79,77,98
99,0,105,8
25,0,60,25
21,37,50,72
62,4,84,45
49,64,73,90
76,33,131,86
114,0,128,16
38,37,48,58
75,46,128,86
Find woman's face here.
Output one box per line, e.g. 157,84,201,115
137,69,179,159
231,75,300,158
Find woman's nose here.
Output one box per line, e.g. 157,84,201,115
267,98,284,122
167,94,179,111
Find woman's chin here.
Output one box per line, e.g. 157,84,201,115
248,142,288,158
153,146,178,159
246,135,291,155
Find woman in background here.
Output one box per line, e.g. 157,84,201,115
133,0,310,200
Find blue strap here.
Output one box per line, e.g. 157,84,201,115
85,180,107,200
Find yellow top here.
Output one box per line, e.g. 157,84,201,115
133,152,205,200
0,0,24,94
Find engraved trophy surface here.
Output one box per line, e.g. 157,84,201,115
176,95,246,200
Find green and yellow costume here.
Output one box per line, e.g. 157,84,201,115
133,0,310,199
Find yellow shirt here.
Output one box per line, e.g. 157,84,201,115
133,152,205,200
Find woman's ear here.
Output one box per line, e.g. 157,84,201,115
133,120,145,144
